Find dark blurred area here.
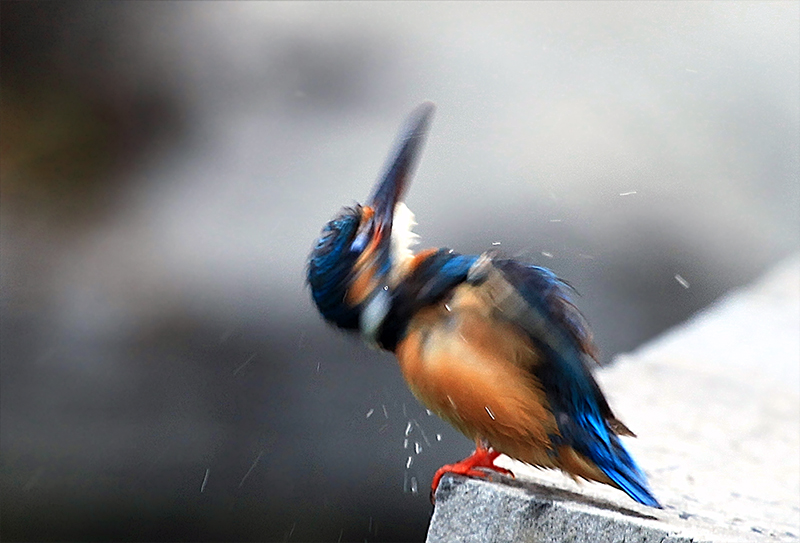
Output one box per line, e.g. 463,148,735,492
1,2,797,541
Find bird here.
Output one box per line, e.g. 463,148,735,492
306,102,661,508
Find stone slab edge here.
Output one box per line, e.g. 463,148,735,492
427,474,756,543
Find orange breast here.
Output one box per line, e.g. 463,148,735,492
395,283,561,468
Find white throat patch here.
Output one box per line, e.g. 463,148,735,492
360,287,390,346
360,203,418,345
389,202,419,284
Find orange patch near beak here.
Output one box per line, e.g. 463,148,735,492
347,264,378,306
346,207,384,306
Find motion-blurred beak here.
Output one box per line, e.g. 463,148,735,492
347,103,434,305
366,101,435,254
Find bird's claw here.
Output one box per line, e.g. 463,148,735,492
429,446,515,504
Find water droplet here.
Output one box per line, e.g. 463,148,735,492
410,477,419,494
541,251,553,258
233,353,257,376
619,191,637,196
403,439,409,449
675,274,690,288
406,456,413,469
366,409,374,419
412,419,431,447
405,422,413,436
436,433,442,441
485,405,496,420
415,442,422,454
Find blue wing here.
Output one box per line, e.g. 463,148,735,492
494,259,661,508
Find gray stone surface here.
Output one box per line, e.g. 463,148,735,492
429,475,698,543
428,255,800,542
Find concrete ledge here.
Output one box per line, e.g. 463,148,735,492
429,475,695,543
428,255,800,542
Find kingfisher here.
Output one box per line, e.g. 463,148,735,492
306,102,661,508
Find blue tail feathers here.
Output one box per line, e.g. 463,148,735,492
571,411,662,508
598,435,661,508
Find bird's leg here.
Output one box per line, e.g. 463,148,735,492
430,440,515,502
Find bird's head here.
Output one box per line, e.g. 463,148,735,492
307,102,435,339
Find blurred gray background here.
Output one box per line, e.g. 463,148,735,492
1,2,797,541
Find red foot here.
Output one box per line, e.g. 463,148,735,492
430,445,514,502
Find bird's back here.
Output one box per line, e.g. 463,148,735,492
393,254,661,507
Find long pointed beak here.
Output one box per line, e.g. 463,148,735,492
347,103,435,305
368,101,435,240
347,102,434,305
